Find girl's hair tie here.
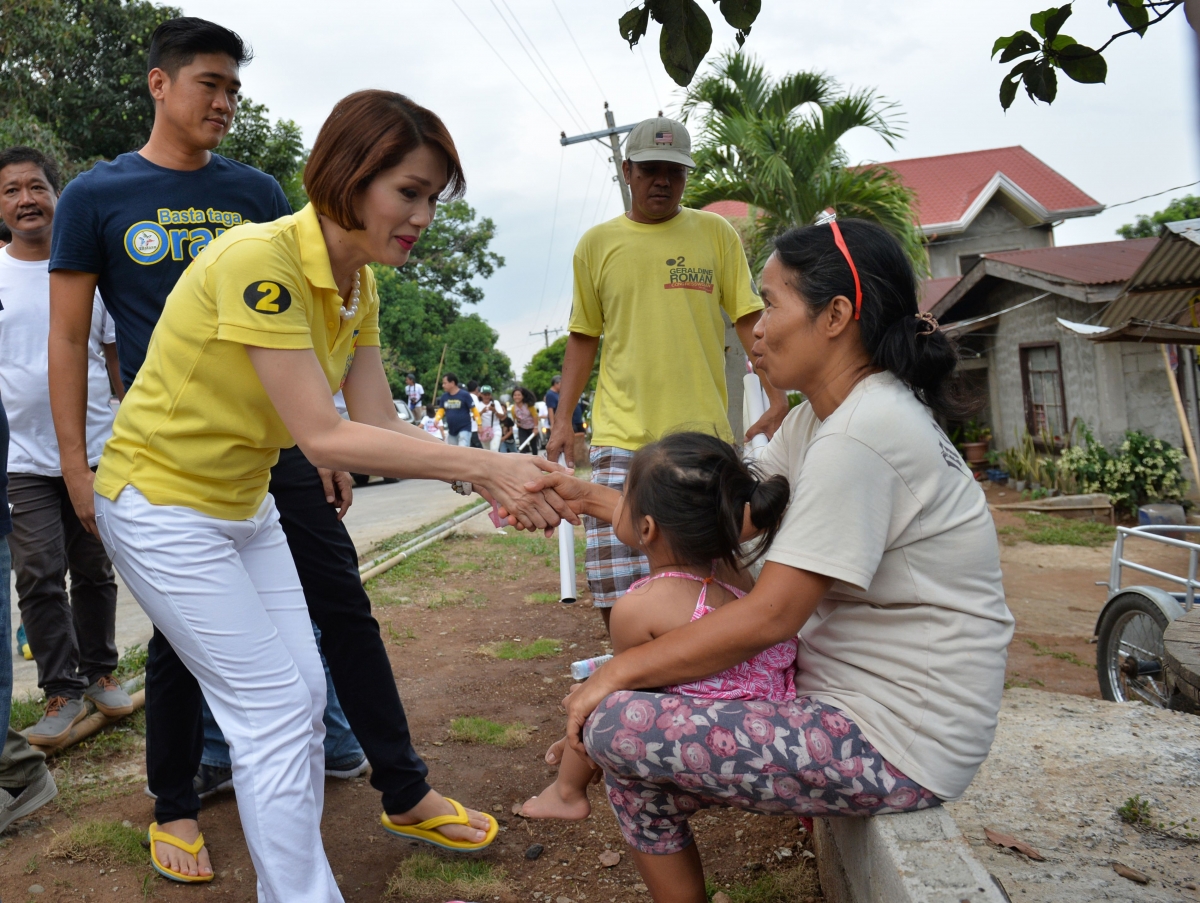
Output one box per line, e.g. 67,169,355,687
915,311,939,336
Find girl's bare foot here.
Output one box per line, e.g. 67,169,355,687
520,780,591,820
386,789,491,843
155,819,212,878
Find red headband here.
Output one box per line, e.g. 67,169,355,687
828,219,862,319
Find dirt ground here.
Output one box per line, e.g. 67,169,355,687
0,520,821,903
1,489,1184,902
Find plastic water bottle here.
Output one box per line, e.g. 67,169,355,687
570,655,613,681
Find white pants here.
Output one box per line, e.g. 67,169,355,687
94,487,341,903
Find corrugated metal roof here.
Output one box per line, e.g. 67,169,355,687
920,276,960,312
1101,221,1200,327
984,239,1156,285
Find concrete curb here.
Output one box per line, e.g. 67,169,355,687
814,809,1007,903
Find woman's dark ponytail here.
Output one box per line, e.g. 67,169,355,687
773,219,975,420
626,432,791,571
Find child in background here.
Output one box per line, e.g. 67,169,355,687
499,415,516,454
420,405,444,440
520,432,791,820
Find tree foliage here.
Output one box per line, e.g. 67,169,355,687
521,335,600,400
992,1,1181,108
373,200,511,398
218,97,307,211
614,2,1183,105
680,52,926,274
619,0,760,86
1117,194,1200,238
0,0,179,162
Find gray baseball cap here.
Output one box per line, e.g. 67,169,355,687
624,116,695,168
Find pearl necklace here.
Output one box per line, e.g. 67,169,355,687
340,270,361,320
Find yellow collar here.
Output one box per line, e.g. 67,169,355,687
295,204,338,292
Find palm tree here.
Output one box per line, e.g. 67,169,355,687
681,52,927,275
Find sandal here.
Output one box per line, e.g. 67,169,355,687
380,797,498,851
148,822,214,883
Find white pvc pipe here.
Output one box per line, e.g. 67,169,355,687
743,370,770,457
558,454,577,603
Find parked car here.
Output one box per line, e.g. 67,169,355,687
350,400,414,487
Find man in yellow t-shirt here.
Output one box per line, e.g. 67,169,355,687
544,116,789,623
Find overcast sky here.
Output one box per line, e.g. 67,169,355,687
183,0,1197,374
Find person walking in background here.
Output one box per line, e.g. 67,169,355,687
404,372,424,417
511,387,539,454
543,116,790,628
466,380,484,449
499,414,517,453
435,373,478,447
544,374,562,433
0,383,61,833
478,385,505,452
0,146,132,748
420,404,445,440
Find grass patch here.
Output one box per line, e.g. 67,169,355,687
1023,639,1095,669
705,864,820,903
114,644,148,681
385,852,508,900
428,588,486,610
51,820,147,867
489,528,586,574
1003,512,1116,547
9,692,44,730
525,592,560,604
1004,675,1046,689
1118,794,1199,842
447,716,529,748
480,637,562,660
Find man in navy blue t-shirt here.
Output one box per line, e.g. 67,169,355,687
436,373,478,447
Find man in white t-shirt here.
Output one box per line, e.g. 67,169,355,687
0,147,132,747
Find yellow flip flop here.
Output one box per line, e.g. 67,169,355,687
380,798,499,852
148,822,214,883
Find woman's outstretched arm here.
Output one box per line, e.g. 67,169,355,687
246,345,575,531
563,561,833,757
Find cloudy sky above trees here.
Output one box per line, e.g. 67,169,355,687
182,0,1196,372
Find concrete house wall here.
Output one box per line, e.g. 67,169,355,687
983,290,1180,450
927,200,1054,280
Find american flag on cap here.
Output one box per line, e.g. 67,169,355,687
654,130,673,144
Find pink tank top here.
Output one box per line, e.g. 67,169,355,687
629,570,798,702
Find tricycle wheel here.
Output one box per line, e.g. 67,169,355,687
1096,592,1170,706
351,473,370,487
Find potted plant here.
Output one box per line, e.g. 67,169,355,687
959,419,992,466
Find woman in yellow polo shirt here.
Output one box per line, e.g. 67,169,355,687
92,90,573,903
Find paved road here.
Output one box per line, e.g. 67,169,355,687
9,478,467,699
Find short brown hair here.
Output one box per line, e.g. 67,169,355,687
305,90,465,230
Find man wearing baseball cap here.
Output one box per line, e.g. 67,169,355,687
545,116,789,628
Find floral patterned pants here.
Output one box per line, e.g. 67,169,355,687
583,692,940,855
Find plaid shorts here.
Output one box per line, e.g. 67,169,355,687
585,446,650,608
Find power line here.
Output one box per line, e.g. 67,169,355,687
637,41,663,112
487,0,588,134
497,0,590,129
532,148,566,330
1105,179,1200,210
447,0,563,129
549,0,607,102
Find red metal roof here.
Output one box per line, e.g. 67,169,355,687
984,239,1157,285
884,146,1101,229
920,277,960,312
702,200,752,219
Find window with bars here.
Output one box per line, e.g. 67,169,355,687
1020,343,1067,439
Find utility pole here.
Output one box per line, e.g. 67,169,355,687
561,103,635,214
529,326,565,348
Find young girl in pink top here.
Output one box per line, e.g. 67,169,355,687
522,431,791,820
